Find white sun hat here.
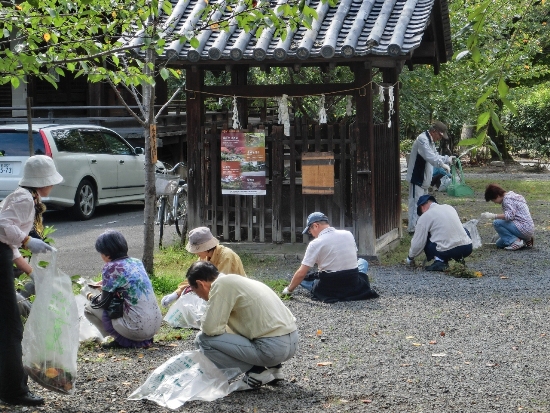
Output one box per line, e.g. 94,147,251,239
19,155,63,188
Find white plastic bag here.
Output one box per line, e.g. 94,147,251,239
22,249,79,394
128,350,238,409
164,292,206,329
438,175,451,192
463,219,482,249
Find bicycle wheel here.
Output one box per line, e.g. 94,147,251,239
175,189,188,237
158,197,166,247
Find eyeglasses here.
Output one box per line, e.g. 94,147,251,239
307,222,318,235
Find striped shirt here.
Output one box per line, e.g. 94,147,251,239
502,191,534,237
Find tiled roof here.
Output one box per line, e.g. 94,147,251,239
125,0,452,65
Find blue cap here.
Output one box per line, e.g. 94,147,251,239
302,212,329,234
417,194,437,207
416,195,437,217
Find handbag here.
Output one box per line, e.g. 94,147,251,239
90,289,125,319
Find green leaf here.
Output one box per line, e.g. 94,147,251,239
477,111,490,131
160,67,169,80
476,88,493,108
10,77,20,89
162,0,173,15
471,46,481,63
490,110,504,134
497,78,509,99
27,0,39,7
190,37,199,49
457,138,479,146
487,138,502,160
501,97,518,117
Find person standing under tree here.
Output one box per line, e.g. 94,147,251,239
406,121,455,233
0,155,62,406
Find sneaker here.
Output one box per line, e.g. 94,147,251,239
243,366,276,389
267,363,284,381
504,239,525,251
525,237,534,248
425,260,449,272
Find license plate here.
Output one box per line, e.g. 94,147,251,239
0,163,13,174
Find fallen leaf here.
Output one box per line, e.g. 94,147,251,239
97,353,106,358
167,343,178,347
412,342,422,346
500,276,509,279
317,362,332,367
429,340,437,345
147,347,159,351
440,331,446,337
401,363,411,367
339,399,349,403
431,353,447,357
361,399,372,404
406,336,415,339
486,363,496,367
138,353,144,358
464,361,470,364
313,355,319,359
316,329,322,336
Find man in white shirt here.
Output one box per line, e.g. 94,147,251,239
406,195,473,271
282,212,378,302
188,261,298,390
406,121,455,233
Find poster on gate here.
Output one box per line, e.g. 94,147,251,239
221,130,266,195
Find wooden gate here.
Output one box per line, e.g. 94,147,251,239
200,121,354,246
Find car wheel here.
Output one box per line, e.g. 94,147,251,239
71,179,96,220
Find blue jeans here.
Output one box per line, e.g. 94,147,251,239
493,219,526,248
300,259,369,292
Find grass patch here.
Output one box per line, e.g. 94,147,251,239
152,244,196,295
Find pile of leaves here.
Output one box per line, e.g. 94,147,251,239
446,261,483,279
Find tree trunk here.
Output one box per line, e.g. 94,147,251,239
490,100,513,161
142,47,157,274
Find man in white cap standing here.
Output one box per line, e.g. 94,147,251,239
282,212,378,302
406,121,455,233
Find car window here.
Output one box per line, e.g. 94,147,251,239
52,129,87,152
79,130,110,154
0,131,47,156
102,131,133,155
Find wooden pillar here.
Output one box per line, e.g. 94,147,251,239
354,62,375,257
272,126,284,242
384,67,402,238
88,82,103,117
186,67,204,229
231,67,248,129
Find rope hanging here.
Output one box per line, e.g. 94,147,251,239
277,94,290,136
318,94,327,124
232,96,240,129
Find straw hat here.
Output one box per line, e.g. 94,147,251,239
19,155,63,188
185,227,219,253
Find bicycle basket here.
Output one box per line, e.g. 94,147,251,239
155,174,179,196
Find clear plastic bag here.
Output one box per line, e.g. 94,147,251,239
22,249,79,394
128,350,239,409
164,292,206,329
463,219,482,249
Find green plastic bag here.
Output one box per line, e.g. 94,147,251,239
447,159,474,197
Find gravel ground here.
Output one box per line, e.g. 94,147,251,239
4,168,550,413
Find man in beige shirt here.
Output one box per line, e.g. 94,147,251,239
187,261,298,390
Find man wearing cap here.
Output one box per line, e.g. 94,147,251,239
406,121,455,233
406,195,473,271
282,212,378,302
160,227,246,307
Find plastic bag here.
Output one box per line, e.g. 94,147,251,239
164,292,206,329
438,175,451,192
128,350,239,409
22,249,79,394
463,219,482,249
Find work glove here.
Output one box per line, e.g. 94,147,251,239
441,164,451,174
282,287,293,296
161,291,179,307
481,212,497,220
25,238,52,254
405,256,415,265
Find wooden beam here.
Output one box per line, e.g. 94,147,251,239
202,83,356,98
185,68,204,229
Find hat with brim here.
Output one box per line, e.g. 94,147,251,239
416,194,437,217
185,227,219,253
19,155,63,188
432,121,449,140
302,212,329,234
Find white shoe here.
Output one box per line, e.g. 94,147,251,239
243,368,276,388
267,364,284,381
504,239,525,250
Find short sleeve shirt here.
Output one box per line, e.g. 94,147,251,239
301,227,359,272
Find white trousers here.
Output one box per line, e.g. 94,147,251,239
407,184,428,233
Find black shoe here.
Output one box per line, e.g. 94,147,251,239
1,391,44,406
101,340,123,349
425,260,448,272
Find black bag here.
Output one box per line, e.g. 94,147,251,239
91,290,125,319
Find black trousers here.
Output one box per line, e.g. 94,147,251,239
0,242,29,398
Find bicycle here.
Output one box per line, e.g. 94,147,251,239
155,162,188,247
